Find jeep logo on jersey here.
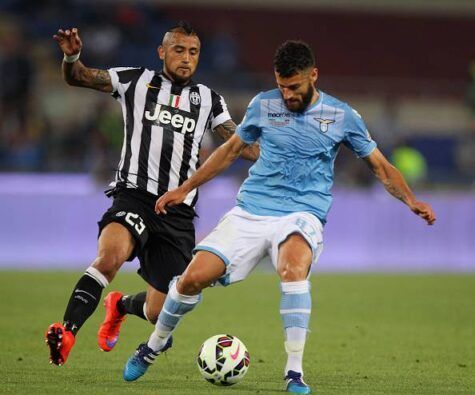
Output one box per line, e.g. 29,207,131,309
144,104,197,134
314,118,335,133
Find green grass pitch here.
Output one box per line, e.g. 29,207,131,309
1,271,474,394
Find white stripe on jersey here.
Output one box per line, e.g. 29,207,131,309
211,95,231,129
167,85,190,191
115,81,131,185
127,70,153,187
146,76,171,193
184,84,212,206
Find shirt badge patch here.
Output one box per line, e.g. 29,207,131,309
168,94,181,108
189,91,201,105
314,118,335,133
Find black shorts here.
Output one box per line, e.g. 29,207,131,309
98,185,195,293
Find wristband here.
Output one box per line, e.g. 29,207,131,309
63,52,80,63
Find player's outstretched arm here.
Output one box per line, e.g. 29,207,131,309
156,134,248,214
53,28,113,93
214,120,260,162
363,148,436,225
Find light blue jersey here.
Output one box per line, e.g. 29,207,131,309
236,89,377,224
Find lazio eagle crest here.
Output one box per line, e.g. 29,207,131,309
314,118,335,133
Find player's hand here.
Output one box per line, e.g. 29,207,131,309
155,187,189,215
409,200,436,225
53,28,82,56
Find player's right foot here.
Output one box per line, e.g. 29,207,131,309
98,291,126,352
45,323,75,366
123,336,173,381
285,370,311,394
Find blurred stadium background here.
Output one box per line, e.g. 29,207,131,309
0,0,474,271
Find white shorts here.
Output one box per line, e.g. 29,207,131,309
194,206,324,286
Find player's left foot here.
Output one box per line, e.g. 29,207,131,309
123,336,173,381
98,291,126,352
285,370,311,394
45,323,75,366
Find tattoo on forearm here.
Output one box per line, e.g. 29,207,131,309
244,143,260,161
383,180,406,202
63,60,111,92
214,120,260,162
81,68,111,91
214,120,236,141
89,69,111,86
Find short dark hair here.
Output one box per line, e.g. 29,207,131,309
274,40,315,77
167,20,197,36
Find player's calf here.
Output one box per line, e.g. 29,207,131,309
148,278,201,352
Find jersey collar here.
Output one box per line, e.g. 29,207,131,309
304,90,323,113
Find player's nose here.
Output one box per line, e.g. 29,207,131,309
282,89,293,100
182,52,191,62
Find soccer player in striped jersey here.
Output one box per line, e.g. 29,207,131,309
123,41,436,393
45,21,259,366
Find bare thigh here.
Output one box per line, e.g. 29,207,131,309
277,233,313,282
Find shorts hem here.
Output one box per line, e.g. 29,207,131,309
275,231,321,265
193,246,230,266
137,269,169,294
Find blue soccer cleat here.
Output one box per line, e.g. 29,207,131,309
123,336,173,381
285,370,311,394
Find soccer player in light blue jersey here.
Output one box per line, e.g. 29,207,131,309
123,40,436,393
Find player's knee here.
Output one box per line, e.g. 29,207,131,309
92,252,125,281
278,262,308,282
177,271,207,295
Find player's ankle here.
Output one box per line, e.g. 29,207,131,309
116,296,127,315
63,321,79,336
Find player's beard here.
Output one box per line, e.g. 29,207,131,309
286,85,314,113
165,67,193,85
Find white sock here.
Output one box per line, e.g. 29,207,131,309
148,322,172,351
284,327,307,375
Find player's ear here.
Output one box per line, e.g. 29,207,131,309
158,45,165,61
311,68,318,84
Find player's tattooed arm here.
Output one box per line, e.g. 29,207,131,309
62,62,113,93
214,120,260,162
54,27,113,93
364,148,436,225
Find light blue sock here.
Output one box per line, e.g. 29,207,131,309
280,280,311,375
148,278,201,351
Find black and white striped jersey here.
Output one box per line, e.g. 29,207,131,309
107,67,231,206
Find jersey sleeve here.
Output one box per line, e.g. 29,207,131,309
107,67,143,102
236,94,262,144
342,105,377,158
209,91,232,130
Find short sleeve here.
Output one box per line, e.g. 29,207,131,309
209,90,232,130
343,105,377,158
236,94,262,144
107,67,143,102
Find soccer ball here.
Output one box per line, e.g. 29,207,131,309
196,334,250,386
